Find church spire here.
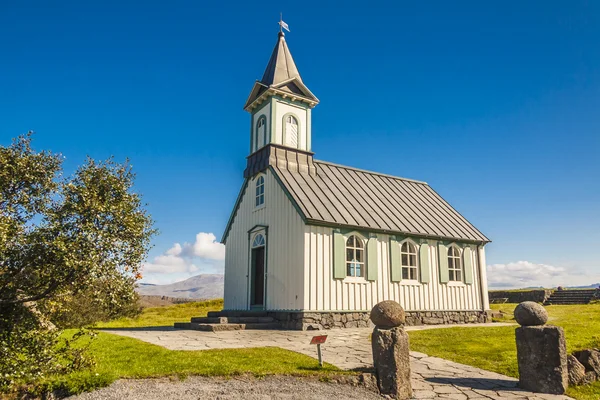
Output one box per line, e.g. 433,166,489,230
244,28,318,112
260,32,302,86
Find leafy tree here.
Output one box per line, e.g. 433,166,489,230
0,133,155,391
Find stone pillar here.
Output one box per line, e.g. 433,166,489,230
514,301,568,394
370,300,412,399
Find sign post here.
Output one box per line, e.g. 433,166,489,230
310,335,328,367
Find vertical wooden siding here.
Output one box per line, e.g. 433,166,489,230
303,225,485,312
223,170,306,310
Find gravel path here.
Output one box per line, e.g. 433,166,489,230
68,375,383,400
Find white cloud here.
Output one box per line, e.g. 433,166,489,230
142,232,225,277
487,261,571,289
180,232,225,260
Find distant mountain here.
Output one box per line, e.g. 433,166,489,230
136,274,224,299
568,283,600,289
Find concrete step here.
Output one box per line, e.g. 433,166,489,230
186,322,281,332
190,323,246,332
244,322,281,330
216,310,270,318
174,322,191,329
191,316,229,324
190,316,275,324
207,311,223,318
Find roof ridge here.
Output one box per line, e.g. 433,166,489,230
314,160,428,185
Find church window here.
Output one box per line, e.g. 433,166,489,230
284,115,298,148
447,246,462,281
400,241,418,280
346,235,364,278
256,116,266,150
252,233,265,248
255,176,265,207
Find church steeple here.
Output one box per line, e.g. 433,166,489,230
260,32,302,86
244,29,319,158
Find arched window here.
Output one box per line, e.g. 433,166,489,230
447,246,462,281
252,233,265,248
284,115,298,148
400,241,418,280
256,117,266,150
255,176,265,207
346,235,364,277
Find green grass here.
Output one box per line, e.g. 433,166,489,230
95,299,224,328
32,331,342,397
23,299,345,398
408,303,600,400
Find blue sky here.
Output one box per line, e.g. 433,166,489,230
1,1,599,288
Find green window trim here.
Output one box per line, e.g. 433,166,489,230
390,237,402,282
463,245,474,284
366,237,378,281
333,231,346,279
438,242,449,283
419,242,431,283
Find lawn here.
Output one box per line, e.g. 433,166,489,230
27,300,344,398
29,301,600,399
95,299,224,328
408,303,600,400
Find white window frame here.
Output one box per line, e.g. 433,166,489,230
252,232,266,248
399,239,419,282
345,234,365,279
254,175,265,209
447,245,463,282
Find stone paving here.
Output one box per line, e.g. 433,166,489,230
103,324,573,399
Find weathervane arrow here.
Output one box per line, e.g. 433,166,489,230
279,13,290,33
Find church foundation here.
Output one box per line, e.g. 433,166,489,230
265,310,490,330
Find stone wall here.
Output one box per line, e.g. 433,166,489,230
489,290,553,304
268,310,490,330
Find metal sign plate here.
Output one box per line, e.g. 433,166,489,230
310,335,328,345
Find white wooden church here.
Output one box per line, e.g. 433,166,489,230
220,29,491,329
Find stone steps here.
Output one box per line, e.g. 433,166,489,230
207,310,269,318
175,311,281,331
544,290,598,305
190,316,275,324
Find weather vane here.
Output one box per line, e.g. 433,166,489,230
279,13,290,33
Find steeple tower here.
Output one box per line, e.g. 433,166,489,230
244,30,319,162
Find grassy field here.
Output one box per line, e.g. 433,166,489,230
28,300,343,397
30,301,600,399
37,331,340,396
95,299,224,328
408,303,600,400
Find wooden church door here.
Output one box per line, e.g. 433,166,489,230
251,246,265,307
250,233,266,308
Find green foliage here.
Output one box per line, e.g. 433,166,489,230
95,299,224,328
0,133,155,392
408,303,600,400
0,304,96,392
50,282,143,329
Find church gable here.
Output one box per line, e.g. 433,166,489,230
221,167,306,244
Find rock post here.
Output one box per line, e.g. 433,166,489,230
514,301,568,394
370,300,412,399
